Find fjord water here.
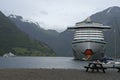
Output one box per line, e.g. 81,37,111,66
0,57,88,69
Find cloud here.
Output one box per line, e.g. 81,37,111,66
0,0,120,31
40,10,48,15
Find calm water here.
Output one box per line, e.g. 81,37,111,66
0,57,88,69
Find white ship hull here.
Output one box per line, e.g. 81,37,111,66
72,40,106,60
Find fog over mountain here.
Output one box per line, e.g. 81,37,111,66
8,6,120,57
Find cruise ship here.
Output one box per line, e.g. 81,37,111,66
68,18,111,60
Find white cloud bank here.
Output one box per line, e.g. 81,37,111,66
0,0,120,32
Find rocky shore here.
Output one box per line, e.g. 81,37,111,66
0,69,119,80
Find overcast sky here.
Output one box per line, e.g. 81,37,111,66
0,0,120,32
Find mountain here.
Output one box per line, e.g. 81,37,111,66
8,6,120,57
8,15,63,55
8,15,59,43
0,11,55,56
9,15,74,56
91,6,120,57
9,15,58,44
49,30,74,56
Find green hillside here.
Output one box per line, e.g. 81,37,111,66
0,11,55,56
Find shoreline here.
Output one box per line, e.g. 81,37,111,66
0,68,119,80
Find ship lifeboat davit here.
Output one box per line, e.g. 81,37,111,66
84,49,93,60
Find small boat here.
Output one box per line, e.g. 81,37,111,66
3,52,15,57
100,57,120,67
102,61,120,68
